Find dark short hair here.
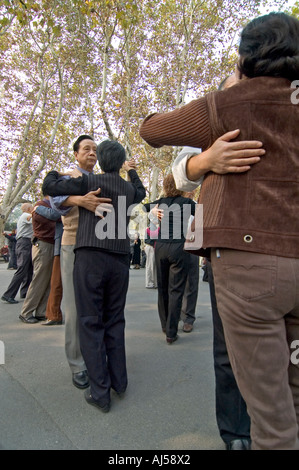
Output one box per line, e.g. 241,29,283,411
96,140,126,173
163,173,183,198
238,12,299,80
73,135,94,153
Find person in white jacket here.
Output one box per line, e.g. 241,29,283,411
171,73,266,450
172,137,256,449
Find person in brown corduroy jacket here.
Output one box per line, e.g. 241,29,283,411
140,12,299,450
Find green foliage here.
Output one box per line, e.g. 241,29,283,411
290,1,299,17
0,0,292,219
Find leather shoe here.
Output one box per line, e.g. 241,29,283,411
35,316,46,321
2,295,19,304
42,319,62,326
183,323,193,333
19,315,38,324
84,389,110,413
166,335,179,345
226,439,251,450
72,370,89,389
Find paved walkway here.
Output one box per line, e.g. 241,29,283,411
0,261,223,451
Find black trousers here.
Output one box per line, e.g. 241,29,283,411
206,259,251,444
3,237,33,299
73,249,129,406
8,246,17,269
155,241,189,339
181,253,199,325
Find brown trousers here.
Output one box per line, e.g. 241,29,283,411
211,248,299,450
46,255,63,322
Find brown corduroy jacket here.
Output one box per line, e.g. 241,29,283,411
140,76,299,258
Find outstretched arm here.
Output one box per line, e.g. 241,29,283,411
139,97,211,150
122,160,146,204
42,170,88,197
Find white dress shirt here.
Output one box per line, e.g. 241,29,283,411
172,147,203,191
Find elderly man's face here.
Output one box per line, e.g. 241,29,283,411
75,138,97,172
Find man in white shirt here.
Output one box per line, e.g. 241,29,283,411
171,73,266,450
172,133,260,449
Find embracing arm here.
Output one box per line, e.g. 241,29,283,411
42,171,112,215
139,98,211,150
63,190,112,215
173,130,265,190
42,170,88,197
186,130,265,181
34,205,61,221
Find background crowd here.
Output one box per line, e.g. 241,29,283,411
1,10,299,451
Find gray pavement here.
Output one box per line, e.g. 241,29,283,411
0,261,224,451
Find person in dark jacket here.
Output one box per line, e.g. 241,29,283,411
4,229,17,269
42,139,146,413
140,12,299,450
132,232,141,269
144,174,196,344
19,196,61,324
2,203,34,304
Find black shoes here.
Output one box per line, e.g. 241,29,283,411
72,370,89,389
19,315,38,324
42,319,62,326
166,335,179,345
226,439,251,450
84,388,110,413
19,315,48,324
2,295,19,304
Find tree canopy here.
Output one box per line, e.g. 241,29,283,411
0,0,293,233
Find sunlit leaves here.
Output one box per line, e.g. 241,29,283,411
0,0,293,216
290,0,299,16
